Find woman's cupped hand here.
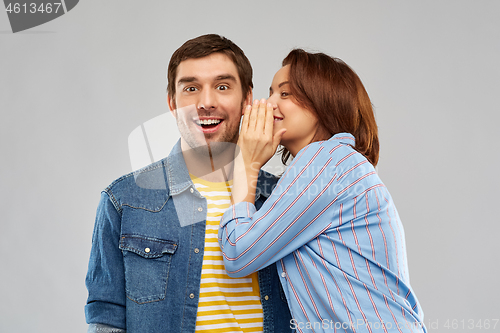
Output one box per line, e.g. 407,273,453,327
238,99,287,172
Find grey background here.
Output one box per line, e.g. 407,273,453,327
1,1,499,332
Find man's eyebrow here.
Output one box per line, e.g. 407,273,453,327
177,77,197,86
177,74,237,86
215,74,237,82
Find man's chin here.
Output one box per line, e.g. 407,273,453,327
207,141,237,156
186,141,237,158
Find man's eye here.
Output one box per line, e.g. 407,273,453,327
185,87,197,92
217,85,229,91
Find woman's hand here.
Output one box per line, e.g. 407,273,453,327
231,99,286,204
238,99,286,171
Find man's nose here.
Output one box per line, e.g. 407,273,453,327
197,89,217,111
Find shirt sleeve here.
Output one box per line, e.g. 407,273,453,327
219,142,342,277
85,191,127,329
88,323,127,333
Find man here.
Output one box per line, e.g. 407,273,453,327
85,34,292,333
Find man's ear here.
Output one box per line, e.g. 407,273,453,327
244,88,253,108
167,94,176,118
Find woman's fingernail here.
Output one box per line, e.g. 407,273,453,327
260,98,266,103
267,103,272,108
254,99,259,105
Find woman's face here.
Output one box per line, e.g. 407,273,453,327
268,65,320,156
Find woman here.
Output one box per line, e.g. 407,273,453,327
219,49,426,332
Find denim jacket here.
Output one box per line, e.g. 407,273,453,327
85,141,292,333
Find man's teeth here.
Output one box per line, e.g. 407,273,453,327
196,119,222,126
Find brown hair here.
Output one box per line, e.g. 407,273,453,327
281,49,379,166
167,34,253,106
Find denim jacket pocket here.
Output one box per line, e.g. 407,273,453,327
119,234,178,304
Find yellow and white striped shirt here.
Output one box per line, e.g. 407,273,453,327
191,175,263,333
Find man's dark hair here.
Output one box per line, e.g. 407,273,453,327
167,34,253,105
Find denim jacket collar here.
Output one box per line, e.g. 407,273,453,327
165,140,271,202
165,140,194,196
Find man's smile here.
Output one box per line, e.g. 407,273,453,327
194,117,224,133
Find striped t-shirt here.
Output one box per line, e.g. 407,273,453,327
191,175,264,333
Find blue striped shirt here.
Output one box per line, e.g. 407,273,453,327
219,133,426,333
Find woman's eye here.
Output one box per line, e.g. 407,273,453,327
281,91,289,97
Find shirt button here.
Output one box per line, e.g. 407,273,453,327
281,272,286,278
264,295,269,301
145,248,151,253
194,248,200,253
198,207,203,212
189,293,195,299
190,188,194,193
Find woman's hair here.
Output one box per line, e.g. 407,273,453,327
280,49,379,166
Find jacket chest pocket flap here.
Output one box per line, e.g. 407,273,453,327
119,235,178,304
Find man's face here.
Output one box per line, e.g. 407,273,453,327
168,53,251,156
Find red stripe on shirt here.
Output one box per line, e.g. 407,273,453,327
364,283,389,333
364,193,376,261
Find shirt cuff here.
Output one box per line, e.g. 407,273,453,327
221,201,257,227
87,323,126,333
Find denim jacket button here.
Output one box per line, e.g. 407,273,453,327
145,247,151,253
190,188,194,193
198,207,203,212
194,248,200,254
264,295,269,301
281,272,286,278
189,293,195,299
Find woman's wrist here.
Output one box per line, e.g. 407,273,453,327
232,154,259,204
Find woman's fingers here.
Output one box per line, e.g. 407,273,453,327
241,104,251,133
247,99,273,135
237,98,277,169
264,102,274,136
255,99,267,134
248,99,260,132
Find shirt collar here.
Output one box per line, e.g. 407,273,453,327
165,140,193,195
165,139,272,202
329,132,356,146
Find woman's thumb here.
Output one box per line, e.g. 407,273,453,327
273,128,287,148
